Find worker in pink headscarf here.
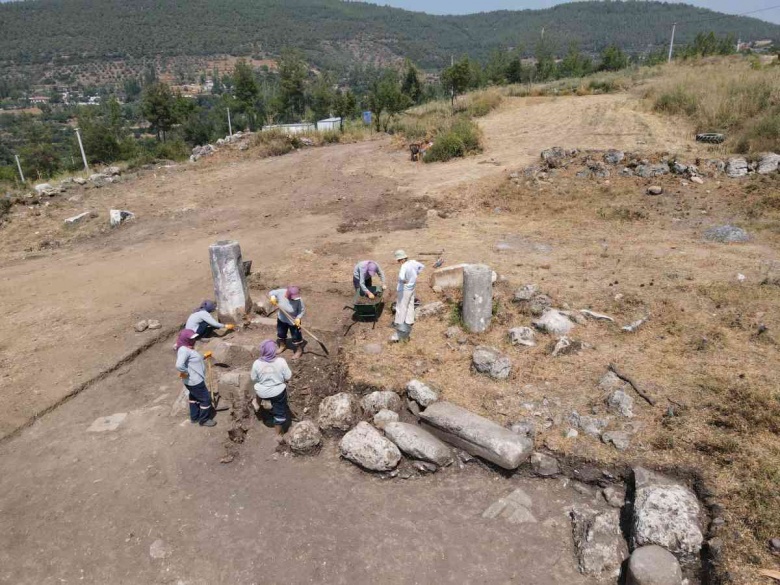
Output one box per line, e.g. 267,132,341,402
251,339,293,439
268,286,306,360
174,329,216,427
352,260,386,299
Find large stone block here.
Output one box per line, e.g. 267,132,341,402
209,240,253,323
429,264,497,290
570,507,628,578
626,545,683,585
383,422,453,466
208,340,258,367
462,264,493,333
339,422,401,471
318,392,361,432
217,369,253,407
360,390,402,416
419,401,533,470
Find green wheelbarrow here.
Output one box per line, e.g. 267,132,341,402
344,286,385,330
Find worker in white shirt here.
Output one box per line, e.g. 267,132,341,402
392,249,424,342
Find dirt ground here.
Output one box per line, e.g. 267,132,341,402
0,90,774,583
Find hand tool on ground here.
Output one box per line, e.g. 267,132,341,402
205,354,229,412
274,305,330,356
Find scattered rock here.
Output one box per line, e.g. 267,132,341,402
580,309,614,322
362,343,382,355
34,183,60,196
757,152,780,175
472,346,512,380
339,422,401,471
109,209,135,227
541,146,567,168
147,319,161,330
566,428,579,439
419,401,533,470
73,177,87,185
406,399,421,418
606,389,634,418
87,412,128,433
604,149,625,165
361,390,402,416
383,422,453,466
406,380,438,408
551,336,583,357
704,224,750,243
632,467,703,560
533,309,575,336
412,460,438,474
570,411,608,438
444,326,461,339
373,409,399,429
601,486,624,508
528,294,552,316
691,176,704,185
64,211,96,226
509,420,536,438
512,284,538,302
105,166,121,176
483,488,537,524
599,371,626,393
285,420,322,454
530,452,560,476
646,186,664,196
318,392,362,432
769,537,780,554
416,301,445,319
636,164,669,178
134,320,149,332
670,161,688,175
601,430,631,451
570,507,628,578
726,157,749,178
508,327,536,347
149,539,170,560
626,545,683,585
89,173,110,186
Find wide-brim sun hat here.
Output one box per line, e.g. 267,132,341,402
394,249,408,261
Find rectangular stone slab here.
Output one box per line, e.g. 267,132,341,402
419,401,533,470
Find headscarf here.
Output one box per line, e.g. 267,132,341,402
260,339,277,363
175,329,197,350
199,300,216,312
366,261,378,276
286,286,301,300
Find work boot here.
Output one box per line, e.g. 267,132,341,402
276,339,285,354
292,345,303,360
200,419,217,427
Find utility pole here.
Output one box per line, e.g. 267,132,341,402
668,23,677,64
541,27,545,40
14,155,25,184
736,37,741,52
75,127,89,173
227,107,233,137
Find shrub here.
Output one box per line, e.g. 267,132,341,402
654,86,698,117
155,139,189,161
450,118,481,153
0,197,11,222
423,133,465,163
320,130,341,144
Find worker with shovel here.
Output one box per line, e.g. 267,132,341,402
352,260,387,298
185,300,235,339
250,339,293,440
391,250,425,342
174,329,217,427
269,286,306,360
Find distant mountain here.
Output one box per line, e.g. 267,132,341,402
1,0,778,69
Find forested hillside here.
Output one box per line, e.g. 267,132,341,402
1,0,779,69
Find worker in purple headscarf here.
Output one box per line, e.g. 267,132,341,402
174,329,216,427
185,300,235,339
352,260,386,299
268,286,306,360
251,339,293,439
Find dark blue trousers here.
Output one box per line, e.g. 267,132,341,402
276,319,303,345
185,381,213,424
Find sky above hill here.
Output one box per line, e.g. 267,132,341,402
364,1,780,23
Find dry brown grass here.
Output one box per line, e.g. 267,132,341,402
342,163,780,584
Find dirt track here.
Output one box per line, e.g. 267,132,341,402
0,93,695,439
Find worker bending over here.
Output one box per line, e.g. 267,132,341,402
269,286,306,360
185,300,235,339
392,250,424,342
174,329,216,427
251,339,293,439
353,260,386,298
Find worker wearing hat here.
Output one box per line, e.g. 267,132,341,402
352,260,387,298
392,250,425,342
268,286,306,360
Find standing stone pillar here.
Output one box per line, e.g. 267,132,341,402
209,240,253,323
462,264,493,333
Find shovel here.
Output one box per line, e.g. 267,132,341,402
274,305,330,356
205,355,229,412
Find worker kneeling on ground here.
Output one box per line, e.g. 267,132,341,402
392,249,425,342
185,300,235,339
174,329,217,427
353,260,386,298
251,339,293,440
268,286,306,360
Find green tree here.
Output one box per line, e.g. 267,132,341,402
18,120,60,179
366,70,411,132
233,59,262,129
310,73,335,122
333,89,358,131
600,45,629,71
535,37,557,81
76,97,127,163
401,60,423,104
142,82,176,140
506,56,525,84
441,57,473,107
123,77,142,102
485,49,510,85
558,43,592,78
277,48,308,121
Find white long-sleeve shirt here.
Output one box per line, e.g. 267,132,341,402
250,357,292,399
175,346,206,386
185,310,223,332
268,288,306,325
396,259,425,292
